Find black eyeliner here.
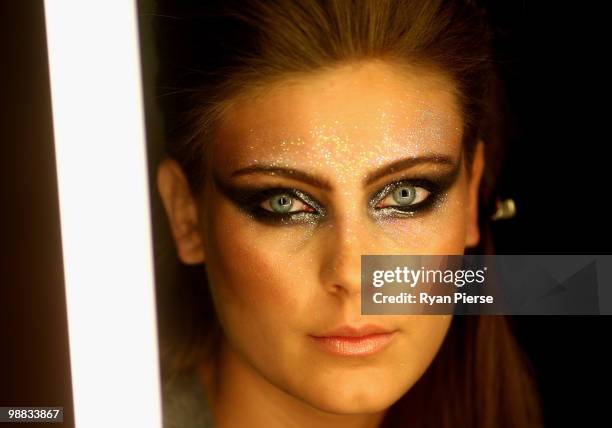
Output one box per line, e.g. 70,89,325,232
212,172,326,225
368,164,461,218
213,161,461,225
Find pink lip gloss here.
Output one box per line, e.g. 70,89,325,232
310,332,396,356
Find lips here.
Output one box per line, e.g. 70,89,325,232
309,324,397,356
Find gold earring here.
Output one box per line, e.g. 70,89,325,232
491,198,516,221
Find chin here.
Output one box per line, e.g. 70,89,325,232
299,378,404,415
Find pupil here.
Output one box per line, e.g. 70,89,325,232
392,186,416,205
271,194,293,213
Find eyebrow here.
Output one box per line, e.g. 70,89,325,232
230,165,332,190
363,155,457,185
229,154,458,189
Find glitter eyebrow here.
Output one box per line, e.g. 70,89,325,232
230,166,333,190
364,154,458,186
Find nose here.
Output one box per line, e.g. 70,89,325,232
317,214,378,298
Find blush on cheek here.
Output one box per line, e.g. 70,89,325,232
207,247,311,358
208,224,304,313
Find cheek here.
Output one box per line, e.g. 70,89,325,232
382,314,453,395
201,197,312,330
400,315,452,364
378,183,470,254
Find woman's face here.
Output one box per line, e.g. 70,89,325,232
159,60,484,415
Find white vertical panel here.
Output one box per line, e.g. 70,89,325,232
43,1,162,427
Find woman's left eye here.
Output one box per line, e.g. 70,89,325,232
375,184,430,209
260,193,315,214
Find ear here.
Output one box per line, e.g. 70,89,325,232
156,158,205,264
465,140,485,248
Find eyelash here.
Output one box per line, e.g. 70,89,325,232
240,178,444,225
240,187,325,224
373,178,445,213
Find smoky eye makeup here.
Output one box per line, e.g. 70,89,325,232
212,173,326,225
369,179,436,216
367,170,458,219
212,164,460,226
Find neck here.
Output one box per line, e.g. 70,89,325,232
198,337,387,428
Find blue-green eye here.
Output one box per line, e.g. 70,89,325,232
261,193,315,214
376,184,430,209
392,186,416,205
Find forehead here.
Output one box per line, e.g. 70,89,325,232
212,61,463,175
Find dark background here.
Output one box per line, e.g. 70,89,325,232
1,1,609,427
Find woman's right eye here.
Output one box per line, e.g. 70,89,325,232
260,193,315,214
